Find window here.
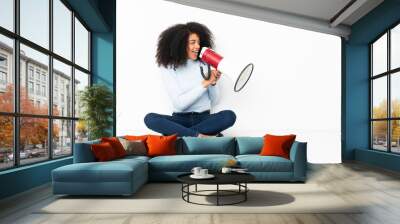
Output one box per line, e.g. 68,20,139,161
53,0,72,60
53,119,72,158
42,85,46,97
0,0,91,170
74,69,89,118
28,81,34,94
0,54,8,90
53,59,71,117
29,67,34,80
0,0,13,32
36,83,40,95
0,71,6,85
75,18,89,69
20,0,49,49
0,116,13,170
371,23,400,154
0,55,7,67
41,73,46,83
35,70,40,81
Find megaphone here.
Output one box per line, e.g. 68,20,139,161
199,47,254,92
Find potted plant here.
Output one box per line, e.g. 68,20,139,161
79,84,113,140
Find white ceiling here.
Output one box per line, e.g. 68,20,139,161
164,0,384,38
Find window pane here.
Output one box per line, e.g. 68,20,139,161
0,116,13,170
53,119,72,157
391,72,400,117
20,117,49,165
392,24,400,70
53,59,72,117
372,121,388,151
0,0,13,31
372,33,387,76
74,69,89,118
0,34,14,112
391,120,400,153
75,18,89,69
53,0,72,60
75,120,88,143
372,77,387,119
20,0,49,49
20,44,49,115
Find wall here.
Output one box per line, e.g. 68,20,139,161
116,0,342,163
0,0,116,200
344,0,400,171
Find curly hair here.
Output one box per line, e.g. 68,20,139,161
156,22,214,69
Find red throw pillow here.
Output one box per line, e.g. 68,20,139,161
146,134,177,157
91,142,117,161
259,134,296,159
124,135,149,141
101,137,127,158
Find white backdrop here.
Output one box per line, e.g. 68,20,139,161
116,0,341,163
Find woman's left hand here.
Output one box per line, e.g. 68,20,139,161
210,70,221,85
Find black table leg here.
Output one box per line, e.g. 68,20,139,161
217,184,219,206
245,183,247,201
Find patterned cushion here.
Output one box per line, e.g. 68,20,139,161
118,138,147,156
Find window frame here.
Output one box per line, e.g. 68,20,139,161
0,0,91,171
370,21,400,154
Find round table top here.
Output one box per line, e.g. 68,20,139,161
177,172,255,185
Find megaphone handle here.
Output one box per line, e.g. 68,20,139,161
200,64,211,80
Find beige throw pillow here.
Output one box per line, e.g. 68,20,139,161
118,138,147,156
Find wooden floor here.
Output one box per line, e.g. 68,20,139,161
1,162,400,224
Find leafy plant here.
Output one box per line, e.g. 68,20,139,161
79,84,113,140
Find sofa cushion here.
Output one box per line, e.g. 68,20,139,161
101,137,127,158
91,142,118,161
118,138,147,156
52,159,147,183
260,134,296,159
180,137,235,155
235,137,263,155
147,134,177,157
236,155,293,172
148,154,235,172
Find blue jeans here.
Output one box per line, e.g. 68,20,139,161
144,110,236,137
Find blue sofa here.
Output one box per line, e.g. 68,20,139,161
52,137,307,195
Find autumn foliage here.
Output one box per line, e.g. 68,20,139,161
372,99,400,141
0,84,59,150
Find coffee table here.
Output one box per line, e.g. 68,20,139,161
177,172,255,206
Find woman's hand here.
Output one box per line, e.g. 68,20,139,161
210,70,221,85
202,70,220,88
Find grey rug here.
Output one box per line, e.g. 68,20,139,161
37,183,362,214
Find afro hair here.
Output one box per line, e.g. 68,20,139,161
156,22,214,69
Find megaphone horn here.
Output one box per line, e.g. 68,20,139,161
199,47,254,92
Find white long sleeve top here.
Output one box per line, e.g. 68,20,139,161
160,59,220,113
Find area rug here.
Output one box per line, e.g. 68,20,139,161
37,183,362,214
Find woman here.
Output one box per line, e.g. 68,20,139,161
144,22,236,137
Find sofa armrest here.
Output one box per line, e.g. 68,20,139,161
289,141,307,181
73,140,100,163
